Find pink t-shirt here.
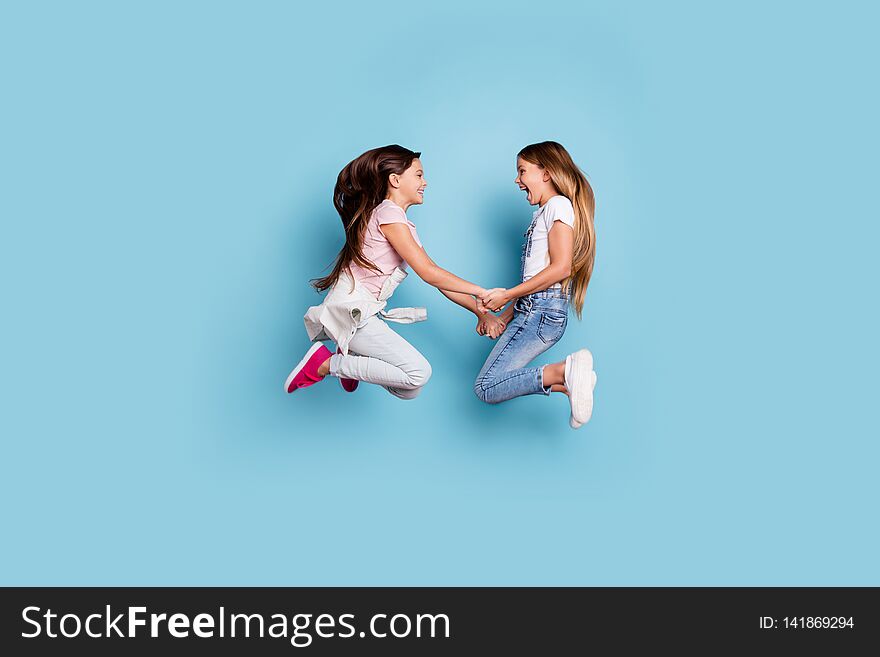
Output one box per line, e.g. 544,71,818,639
349,199,422,298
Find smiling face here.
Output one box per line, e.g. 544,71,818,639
515,156,553,206
389,158,427,208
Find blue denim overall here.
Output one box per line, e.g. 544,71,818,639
473,221,570,403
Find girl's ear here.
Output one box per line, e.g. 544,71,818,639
388,173,401,189
542,170,551,183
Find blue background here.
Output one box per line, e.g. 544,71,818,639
2,1,877,585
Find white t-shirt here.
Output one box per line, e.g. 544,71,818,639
521,195,575,285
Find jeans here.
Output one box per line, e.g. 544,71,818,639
473,290,569,404
329,315,432,400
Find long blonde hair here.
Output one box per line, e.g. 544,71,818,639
518,141,596,318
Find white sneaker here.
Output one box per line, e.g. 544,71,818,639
565,349,594,429
570,371,597,429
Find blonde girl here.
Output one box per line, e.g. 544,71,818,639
476,141,598,428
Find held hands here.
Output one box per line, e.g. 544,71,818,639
471,287,511,326
476,312,507,339
473,289,490,315
480,288,510,312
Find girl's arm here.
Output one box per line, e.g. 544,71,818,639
482,223,574,311
381,223,486,298
421,251,484,316
439,289,480,315
438,290,507,338
498,302,516,324
423,252,505,335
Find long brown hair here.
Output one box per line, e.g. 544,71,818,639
312,145,421,291
518,141,596,317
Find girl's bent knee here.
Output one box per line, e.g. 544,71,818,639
390,386,423,400
405,359,432,389
473,379,497,404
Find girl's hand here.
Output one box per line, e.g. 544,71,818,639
473,288,489,314
476,313,506,339
481,288,509,312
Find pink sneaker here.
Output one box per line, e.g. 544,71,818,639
337,348,359,392
285,343,332,393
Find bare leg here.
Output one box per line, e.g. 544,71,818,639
317,357,331,377
550,384,569,395
542,361,566,387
